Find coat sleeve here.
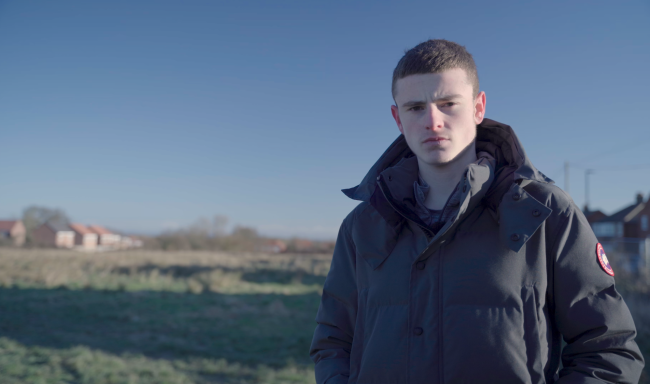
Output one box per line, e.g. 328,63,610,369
309,215,358,384
551,203,645,383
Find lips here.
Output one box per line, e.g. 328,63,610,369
423,137,448,144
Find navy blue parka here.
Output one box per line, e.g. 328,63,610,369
309,119,644,383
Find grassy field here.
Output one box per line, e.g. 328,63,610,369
0,248,648,383
0,248,331,383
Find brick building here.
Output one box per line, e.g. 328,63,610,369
88,225,121,246
0,220,26,246
68,223,98,250
588,192,650,272
32,220,75,248
591,193,647,240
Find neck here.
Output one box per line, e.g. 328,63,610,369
418,141,477,210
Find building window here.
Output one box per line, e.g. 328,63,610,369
642,215,649,231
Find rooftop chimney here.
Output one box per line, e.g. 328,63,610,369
636,192,644,204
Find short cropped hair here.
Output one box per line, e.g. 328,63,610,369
392,39,479,100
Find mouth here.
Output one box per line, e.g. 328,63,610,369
423,137,448,144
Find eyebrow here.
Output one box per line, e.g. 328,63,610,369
400,94,463,108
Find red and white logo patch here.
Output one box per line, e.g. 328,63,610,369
596,243,614,276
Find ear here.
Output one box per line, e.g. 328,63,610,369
391,105,404,134
473,91,486,125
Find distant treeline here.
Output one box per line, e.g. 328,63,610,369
142,227,335,254
9,208,334,254
137,216,336,254
141,224,263,252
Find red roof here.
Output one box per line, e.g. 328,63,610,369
69,223,94,235
87,225,112,235
0,220,18,231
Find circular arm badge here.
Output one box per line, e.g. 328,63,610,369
596,243,614,276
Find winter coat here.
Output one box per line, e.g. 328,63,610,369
309,118,644,384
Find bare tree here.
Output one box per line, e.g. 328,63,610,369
22,205,70,245
213,215,229,237
188,217,212,237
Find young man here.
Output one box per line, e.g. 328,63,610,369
310,40,644,383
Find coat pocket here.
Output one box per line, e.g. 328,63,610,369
354,295,410,384
444,304,529,383
443,287,547,384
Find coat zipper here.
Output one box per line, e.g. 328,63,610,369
378,176,445,384
379,175,463,384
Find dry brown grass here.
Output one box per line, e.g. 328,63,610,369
0,247,331,383
0,248,332,294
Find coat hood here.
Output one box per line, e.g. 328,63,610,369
342,118,554,205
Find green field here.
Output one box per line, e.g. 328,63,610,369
0,249,330,383
0,248,648,383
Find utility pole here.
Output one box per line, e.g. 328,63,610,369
585,169,594,212
564,161,570,193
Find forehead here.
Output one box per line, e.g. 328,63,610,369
394,68,473,101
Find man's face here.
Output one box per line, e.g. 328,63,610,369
391,68,486,167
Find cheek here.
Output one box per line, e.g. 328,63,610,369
399,118,418,136
400,123,422,149
456,111,477,132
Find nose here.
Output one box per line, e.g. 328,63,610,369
424,105,444,131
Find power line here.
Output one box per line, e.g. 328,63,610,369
555,138,650,191
560,161,650,209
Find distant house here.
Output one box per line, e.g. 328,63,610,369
32,220,75,248
291,238,314,253
591,193,647,241
120,235,143,248
88,225,121,247
68,223,98,250
588,193,650,272
0,220,26,246
630,194,650,240
583,208,608,226
259,239,287,253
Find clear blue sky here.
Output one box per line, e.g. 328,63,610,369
1,1,649,239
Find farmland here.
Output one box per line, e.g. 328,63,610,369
0,248,648,383
0,248,330,383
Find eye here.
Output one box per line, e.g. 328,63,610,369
441,102,456,107
408,106,424,111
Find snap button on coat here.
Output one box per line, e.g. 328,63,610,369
511,233,520,241
512,193,521,200
532,209,540,217
414,327,423,336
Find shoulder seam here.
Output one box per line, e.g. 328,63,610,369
549,204,573,258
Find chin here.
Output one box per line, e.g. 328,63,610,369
422,156,449,166
420,152,459,167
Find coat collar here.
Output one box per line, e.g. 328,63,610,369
342,118,552,203
345,119,555,267
376,150,496,233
